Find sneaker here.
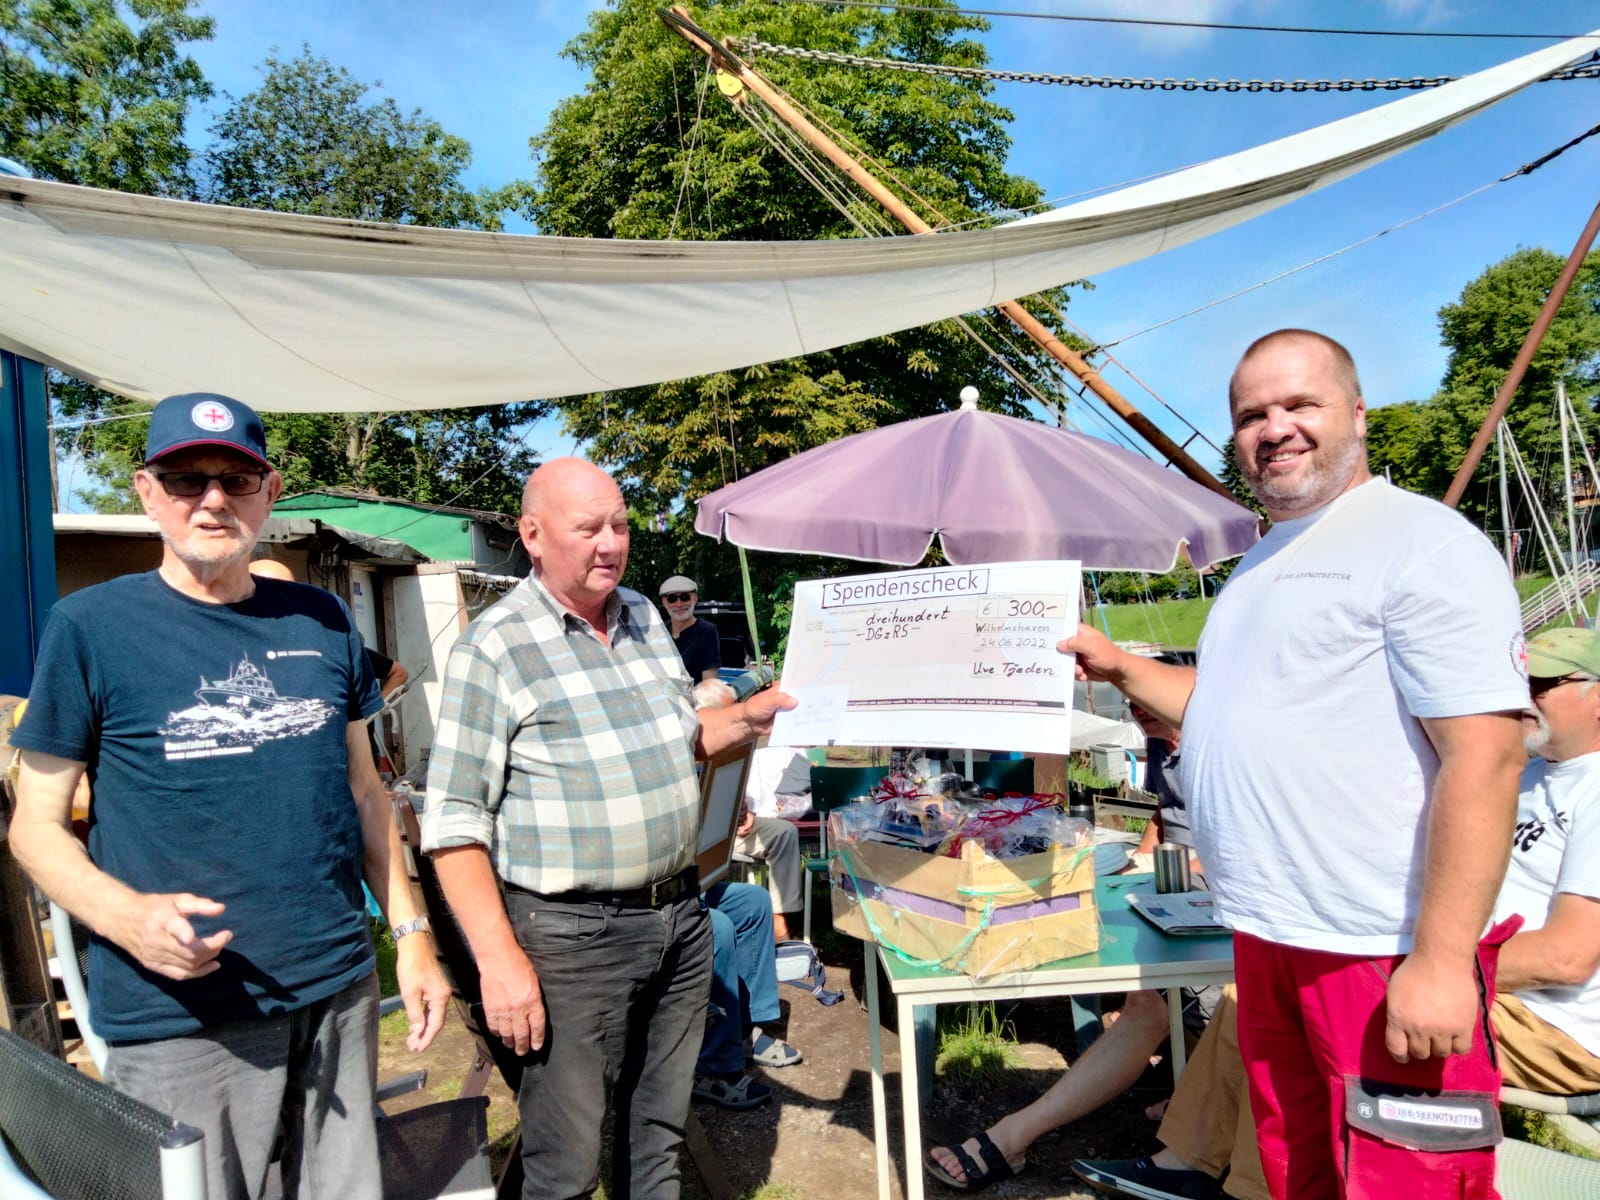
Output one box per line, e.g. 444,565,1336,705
691,1071,772,1110
745,1026,803,1067
1071,1156,1220,1200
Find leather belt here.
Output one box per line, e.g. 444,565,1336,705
517,866,698,909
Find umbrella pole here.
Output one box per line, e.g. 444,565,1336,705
737,546,765,665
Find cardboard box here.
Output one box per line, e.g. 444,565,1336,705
829,836,1098,977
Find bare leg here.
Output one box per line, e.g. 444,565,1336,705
928,990,1171,1184
772,912,793,942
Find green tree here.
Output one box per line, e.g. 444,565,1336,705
0,0,213,194
59,47,545,515
200,47,497,227
1218,436,1267,520
1363,400,1435,494
526,0,1082,594
1426,247,1600,530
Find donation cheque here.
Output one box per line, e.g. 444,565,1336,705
770,560,1081,751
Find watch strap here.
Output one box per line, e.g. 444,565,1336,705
391,916,432,941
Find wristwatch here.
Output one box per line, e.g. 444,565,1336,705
391,916,432,941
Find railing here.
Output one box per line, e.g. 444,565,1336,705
1520,560,1600,631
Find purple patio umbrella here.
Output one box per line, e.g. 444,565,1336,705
694,395,1260,571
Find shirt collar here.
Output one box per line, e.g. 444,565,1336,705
523,572,634,640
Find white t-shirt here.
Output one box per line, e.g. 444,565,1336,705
1493,754,1600,1057
1183,479,1528,954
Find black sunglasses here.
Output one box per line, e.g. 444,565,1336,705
661,592,695,604
1529,674,1598,698
152,469,269,497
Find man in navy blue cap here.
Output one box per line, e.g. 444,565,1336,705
10,393,450,1200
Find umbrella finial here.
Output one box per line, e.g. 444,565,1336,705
958,385,980,411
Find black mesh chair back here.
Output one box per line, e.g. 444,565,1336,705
0,1025,205,1200
808,765,888,814
968,756,1035,794
377,1098,493,1200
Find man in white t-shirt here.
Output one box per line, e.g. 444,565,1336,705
1072,622,1600,1200
1062,329,1529,1198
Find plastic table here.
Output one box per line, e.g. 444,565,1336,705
861,873,1235,1200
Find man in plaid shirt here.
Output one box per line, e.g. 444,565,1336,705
422,458,793,1200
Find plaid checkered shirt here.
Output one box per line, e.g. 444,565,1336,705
420,574,701,893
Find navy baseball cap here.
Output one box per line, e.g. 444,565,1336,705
144,393,270,468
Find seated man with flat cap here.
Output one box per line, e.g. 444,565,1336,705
661,574,722,682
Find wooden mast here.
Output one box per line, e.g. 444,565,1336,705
659,6,1237,502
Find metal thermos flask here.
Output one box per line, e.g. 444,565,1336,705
1068,803,1095,827
1153,843,1191,894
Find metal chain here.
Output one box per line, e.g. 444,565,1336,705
729,37,1600,93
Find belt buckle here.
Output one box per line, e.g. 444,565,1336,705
649,879,665,907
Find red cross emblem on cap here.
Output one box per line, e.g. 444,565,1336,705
191,400,235,433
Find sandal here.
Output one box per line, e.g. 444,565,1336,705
745,1026,803,1067
691,1071,772,1110
925,1130,1025,1191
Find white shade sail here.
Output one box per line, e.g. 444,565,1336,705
0,30,1593,414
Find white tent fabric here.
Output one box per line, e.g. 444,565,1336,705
0,31,1593,414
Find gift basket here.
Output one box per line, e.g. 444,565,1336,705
828,770,1099,977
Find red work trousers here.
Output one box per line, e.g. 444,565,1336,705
1233,921,1519,1200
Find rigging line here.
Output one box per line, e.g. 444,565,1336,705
48,408,154,430
1507,424,1579,616
950,313,1078,427
732,102,1128,447
743,103,885,229
967,310,1085,408
1101,120,1600,351
724,47,1196,465
733,36,1600,92
1052,370,1156,458
738,99,873,220
1503,119,1600,179
738,103,859,218
796,98,957,227
669,60,717,239
1038,297,1226,459
770,1,1582,41
1097,180,1500,350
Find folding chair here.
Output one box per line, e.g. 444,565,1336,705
800,765,889,943
1501,1086,1600,1157
44,903,494,1200
0,1023,207,1200
968,756,1035,793
1497,1134,1600,1199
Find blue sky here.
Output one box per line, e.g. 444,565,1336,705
185,0,1600,472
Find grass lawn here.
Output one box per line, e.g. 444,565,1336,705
1089,570,1557,651
1091,596,1213,649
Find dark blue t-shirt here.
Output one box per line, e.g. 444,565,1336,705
13,572,382,1042
1145,736,1192,849
671,618,722,681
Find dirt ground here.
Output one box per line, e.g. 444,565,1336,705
377,920,1178,1200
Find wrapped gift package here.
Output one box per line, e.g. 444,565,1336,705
829,833,1098,977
